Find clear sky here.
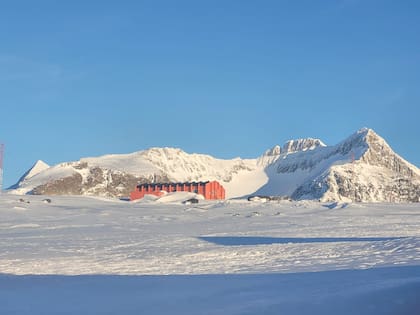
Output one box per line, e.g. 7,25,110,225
1,0,419,188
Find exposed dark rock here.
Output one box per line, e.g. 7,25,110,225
31,173,84,195
30,168,171,198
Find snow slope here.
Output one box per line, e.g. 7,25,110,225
0,194,419,314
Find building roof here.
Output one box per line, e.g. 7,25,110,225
137,181,212,188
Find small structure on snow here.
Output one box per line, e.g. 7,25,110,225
247,195,290,202
182,198,199,205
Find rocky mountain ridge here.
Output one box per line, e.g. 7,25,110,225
290,129,420,202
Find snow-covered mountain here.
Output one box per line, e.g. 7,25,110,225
291,128,420,202
10,148,264,199
9,128,420,202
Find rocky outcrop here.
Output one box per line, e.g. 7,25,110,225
31,165,171,198
282,138,326,154
259,138,326,167
31,173,84,196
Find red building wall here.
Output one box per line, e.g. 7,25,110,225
130,181,225,201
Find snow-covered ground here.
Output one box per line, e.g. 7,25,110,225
0,193,419,314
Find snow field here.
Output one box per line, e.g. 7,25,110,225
0,194,419,314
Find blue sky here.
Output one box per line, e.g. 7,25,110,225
1,0,419,187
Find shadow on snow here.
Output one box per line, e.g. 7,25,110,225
198,236,405,246
0,265,419,315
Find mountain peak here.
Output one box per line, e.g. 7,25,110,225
282,138,326,154
351,127,382,142
335,128,384,156
264,145,281,157
8,160,50,189
140,147,186,157
24,160,50,179
263,138,325,158
357,127,371,134
348,128,393,156
363,128,389,146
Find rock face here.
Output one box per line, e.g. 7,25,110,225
262,138,326,158
282,138,326,154
9,128,420,202
258,138,325,167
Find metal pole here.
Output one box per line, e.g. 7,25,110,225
0,144,4,192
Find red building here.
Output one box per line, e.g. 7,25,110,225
130,180,225,201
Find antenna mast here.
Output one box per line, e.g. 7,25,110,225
0,144,4,192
